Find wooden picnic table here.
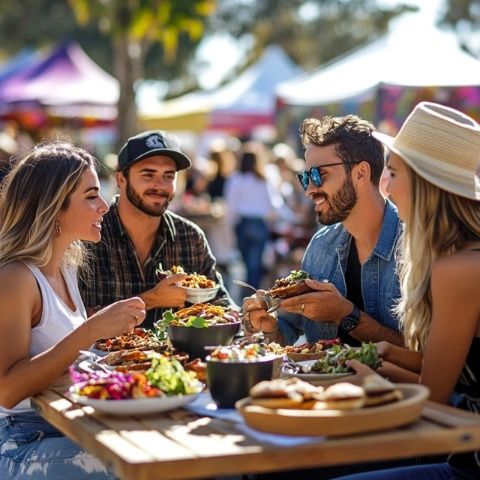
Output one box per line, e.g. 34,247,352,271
32,377,480,480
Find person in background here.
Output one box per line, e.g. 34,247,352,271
203,142,238,291
225,142,277,291
0,142,145,479
333,104,480,480
243,115,403,347
79,130,235,330
0,129,18,183
206,142,237,201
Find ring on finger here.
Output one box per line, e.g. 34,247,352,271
300,303,305,314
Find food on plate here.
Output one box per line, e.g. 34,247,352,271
271,339,342,361
94,328,165,352
145,356,203,395
245,374,404,412
163,304,240,328
284,339,341,355
156,264,216,289
322,382,366,410
70,356,202,400
100,349,190,373
183,358,207,381
308,342,382,374
71,370,163,400
266,270,314,299
154,304,240,342
100,349,156,371
362,374,403,407
249,377,323,409
208,343,273,362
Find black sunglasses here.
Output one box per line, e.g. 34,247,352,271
296,162,359,191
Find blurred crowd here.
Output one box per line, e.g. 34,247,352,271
0,121,34,182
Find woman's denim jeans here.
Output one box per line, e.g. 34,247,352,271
0,411,116,480
235,217,269,289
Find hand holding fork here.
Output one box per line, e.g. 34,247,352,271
233,280,282,313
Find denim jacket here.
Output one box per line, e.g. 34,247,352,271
279,200,402,344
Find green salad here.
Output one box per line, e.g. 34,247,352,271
310,342,381,374
145,356,202,395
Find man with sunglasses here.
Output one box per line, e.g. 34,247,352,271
243,114,404,348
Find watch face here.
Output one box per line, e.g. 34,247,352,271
340,316,357,332
340,306,360,332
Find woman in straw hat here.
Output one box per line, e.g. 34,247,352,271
0,142,145,479
333,103,480,479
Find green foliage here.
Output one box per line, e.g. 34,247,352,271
69,0,214,63
440,0,480,55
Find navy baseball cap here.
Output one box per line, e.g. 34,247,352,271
117,130,191,171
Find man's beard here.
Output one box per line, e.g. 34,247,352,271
314,174,357,225
126,180,172,217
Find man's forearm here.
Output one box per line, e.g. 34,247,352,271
348,311,404,347
139,290,157,310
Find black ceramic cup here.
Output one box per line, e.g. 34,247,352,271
206,356,276,408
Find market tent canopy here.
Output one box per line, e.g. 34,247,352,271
0,49,39,86
140,45,302,134
276,18,480,107
0,41,119,108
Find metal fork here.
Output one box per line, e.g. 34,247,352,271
76,359,112,375
233,279,282,313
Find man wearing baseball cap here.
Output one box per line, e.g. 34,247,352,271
79,130,235,329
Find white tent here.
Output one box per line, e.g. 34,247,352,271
140,45,302,134
276,17,480,107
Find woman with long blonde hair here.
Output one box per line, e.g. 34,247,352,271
335,103,480,479
0,142,145,479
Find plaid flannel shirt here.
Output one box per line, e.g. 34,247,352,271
79,197,235,329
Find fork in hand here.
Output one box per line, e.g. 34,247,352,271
233,280,282,313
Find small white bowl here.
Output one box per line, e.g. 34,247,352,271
182,285,220,304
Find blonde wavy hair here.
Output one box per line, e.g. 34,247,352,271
396,167,480,351
0,141,97,269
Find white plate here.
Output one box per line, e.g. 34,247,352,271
69,389,200,416
282,359,353,383
182,285,220,304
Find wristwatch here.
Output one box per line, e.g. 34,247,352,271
339,304,361,333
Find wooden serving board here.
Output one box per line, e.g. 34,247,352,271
236,383,429,437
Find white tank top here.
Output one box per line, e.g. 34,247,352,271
0,263,87,417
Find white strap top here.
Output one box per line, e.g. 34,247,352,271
0,263,87,416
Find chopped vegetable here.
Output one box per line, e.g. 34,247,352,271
310,342,381,374
145,356,201,395
208,343,273,362
70,356,202,400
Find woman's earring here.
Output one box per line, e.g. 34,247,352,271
55,219,62,237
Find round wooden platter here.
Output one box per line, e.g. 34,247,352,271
235,384,429,437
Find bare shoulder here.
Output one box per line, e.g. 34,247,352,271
431,250,480,290
0,262,39,303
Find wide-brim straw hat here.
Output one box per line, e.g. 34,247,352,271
373,102,480,201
